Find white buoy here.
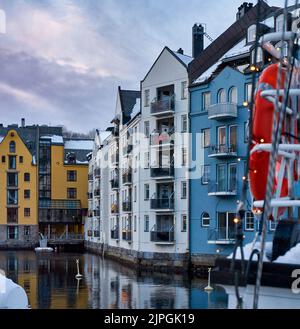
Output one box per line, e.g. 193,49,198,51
204,267,214,292
75,259,83,279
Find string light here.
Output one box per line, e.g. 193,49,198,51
260,138,265,143
254,170,258,174
234,218,239,224
243,101,249,107
250,65,256,71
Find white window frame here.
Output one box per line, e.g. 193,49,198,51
144,121,150,138
181,214,187,232
247,24,256,43
144,89,150,107
181,181,187,199
202,92,211,111
144,215,149,232
201,212,210,227
245,212,255,231
181,114,188,133
201,128,210,148
144,184,149,200
181,81,188,100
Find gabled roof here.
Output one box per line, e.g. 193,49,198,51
188,1,278,83
141,46,193,83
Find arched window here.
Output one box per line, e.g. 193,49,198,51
9,141,16,153
229,87,238,104
217,89,226,103
201,212,210,227
247,24,256,43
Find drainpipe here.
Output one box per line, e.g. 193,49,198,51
188,86,192,273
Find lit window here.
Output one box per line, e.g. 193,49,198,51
245,212,254,231
201,212,210,227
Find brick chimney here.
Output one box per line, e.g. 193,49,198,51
236,2,253,21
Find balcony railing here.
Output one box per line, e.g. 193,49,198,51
94,189,100,197
209,144,237,158
150,95,175,116
150,198,174,210
111,226,119,240
207,103,237,120
150,166,174,178
122,170,132,185
110,178,119,189
111,203,119,214
207,228,236,244
122,230,132,241
94,168,101,177
122,201,132,212
208,180,237,196
150,225,174,243
150,132,174,147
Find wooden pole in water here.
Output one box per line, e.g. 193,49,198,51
204,267,214,292
75,259,83,279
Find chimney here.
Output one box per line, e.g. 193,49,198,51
236,2,253,21
177,48,184,55
21,118,25,128
192,24,204,58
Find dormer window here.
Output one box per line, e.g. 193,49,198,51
247,24,256,43
251,47,264,65
276,14,285,32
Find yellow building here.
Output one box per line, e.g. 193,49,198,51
0,129,38,247
0,121,92,248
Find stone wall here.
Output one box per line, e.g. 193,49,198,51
0,225,39,249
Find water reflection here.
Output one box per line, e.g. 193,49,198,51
0,251,228,309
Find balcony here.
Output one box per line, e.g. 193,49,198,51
110,177,119,190
150,166,174,179
207,103,237,120
94,168,101,177
150,198,174,211
87,192,93,200
123,144,133,156
93,209,100,217
122,230,132,242
94,189,100,197
208,144,237,158
207,228,236,244
208,180,237,196
150,225,174,244
150,131,174,148
111,226,119,240
111,203,119,214
150,96,175,116
88,173,93,181
122,201,132,212
122,170,132,185
111,153,119,165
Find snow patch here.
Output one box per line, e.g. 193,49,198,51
227,242,272,262
40,135,63,144
131,98,141,119
64,140,93,150
172,50,193,66
275,243,300,265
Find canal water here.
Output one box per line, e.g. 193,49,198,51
0,251,229,309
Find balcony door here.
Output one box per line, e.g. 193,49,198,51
157,85,174,101
157,183,173,208
229,125,237,151
228,164,237,192
217,212,235,240
156,215,173,232
217,126,226,152
217,164,227,192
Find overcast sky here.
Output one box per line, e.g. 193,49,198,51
0,0,284,133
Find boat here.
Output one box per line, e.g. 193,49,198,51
34,234,53,253
34,247,54,253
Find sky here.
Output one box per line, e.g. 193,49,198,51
0,0,285,133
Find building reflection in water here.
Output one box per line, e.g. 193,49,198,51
0,251,228,309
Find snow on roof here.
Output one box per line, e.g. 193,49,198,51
0,136,4,143
64,140,93,150
172,50,194,66
193,61,221,84
40,135,64,144
130,98,141,119
99,131,111,142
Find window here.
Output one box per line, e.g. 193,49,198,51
7,173,18,187
217,89,226,103
228,163,237,192
24,190,30,199
181,215,187,232
181,181,187,199
19,156,23,163
181,81,188,99
134,215,137,232
7,189,18,205
229,125,237,151
144,121,150,138
201,165,210,185
201,128,210,148
2,155,5,163
9,141,16,153
67,188,77,199
203,92,211,111
269,219,278,231
229,87,237,104
134,185,137,202
144,215,149,232
144,184,150,200
182,148,187,166
24,208,30,217
144,89,150,107
217,126,227,146
245,83,252,103
181,115,188,133
67,170,77,182
7,226,18,240
251,47,264,64
8,156,16,169
24,226,31,236
276,14,285,32
244,122,249,143
201,212,210,227
247,24,256,43
7,208,18,223
144,152,150,169
24,173,30,182
245,212,254,231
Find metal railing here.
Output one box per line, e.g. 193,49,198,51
150,198,174,210
208,180,237,195
94,189,100,197
122,201,132,212
150,95,175,115
207,102,237,119
122,170,132,184
209,144,237,157
150,131,174,147
48,233,84,241
207,228,236,242
150,225,174,242
150,166,174,178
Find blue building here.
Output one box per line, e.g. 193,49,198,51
187,2,287,265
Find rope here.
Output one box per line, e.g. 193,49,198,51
253,0,298,309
